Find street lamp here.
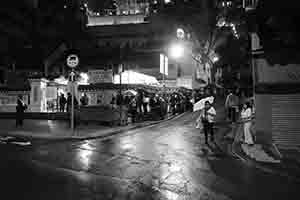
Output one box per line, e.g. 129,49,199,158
169,43,184,59
212,55,219,63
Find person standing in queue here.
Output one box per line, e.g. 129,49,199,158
16,95,27,127
80,93,89,106
200,101,217,144
59,93,67,112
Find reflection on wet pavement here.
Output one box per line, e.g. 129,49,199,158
1,112,299,200
77,141,94,169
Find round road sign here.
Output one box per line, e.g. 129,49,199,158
67,54,79,68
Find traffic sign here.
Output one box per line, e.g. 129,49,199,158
66,54,79,68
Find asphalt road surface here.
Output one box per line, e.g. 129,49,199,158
0,112,299,200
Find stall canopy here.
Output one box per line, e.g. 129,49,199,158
123,89,138,96
113,70,159,85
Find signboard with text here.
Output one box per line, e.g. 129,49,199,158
66,54,79,68
88,70,113,84
255,59,300,83
160,54,168,76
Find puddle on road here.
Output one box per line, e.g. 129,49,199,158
0,136,31,146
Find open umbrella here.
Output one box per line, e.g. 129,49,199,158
193,96,215,112
123,90,137,96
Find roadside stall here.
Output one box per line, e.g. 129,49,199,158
77,83,126,125
46,81,67,112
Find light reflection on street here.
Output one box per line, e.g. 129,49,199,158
120,136,136,151
77,141,93,168
157,132,191,190
162,190,179,200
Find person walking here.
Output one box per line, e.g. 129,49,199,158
225,90,239,123
16,95,27,127
59,93,67,112
200,101,217,144
241,102,254,145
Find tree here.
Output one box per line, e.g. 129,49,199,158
153,0,218,65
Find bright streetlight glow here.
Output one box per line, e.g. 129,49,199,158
212,56,219,63
177,28,185,39
169,44,184,59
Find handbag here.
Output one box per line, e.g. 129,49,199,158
196,121,203,130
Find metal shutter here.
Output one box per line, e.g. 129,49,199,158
272,94,300,149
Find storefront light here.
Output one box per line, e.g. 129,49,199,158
79,73,89,85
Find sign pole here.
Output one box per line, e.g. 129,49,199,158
119,64,122,125
71,71,75,134
66,53,79,134
163,55,166,96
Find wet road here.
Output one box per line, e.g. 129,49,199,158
0,112,299,200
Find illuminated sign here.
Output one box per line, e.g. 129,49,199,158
88,70,113,84
66,54,79,68
160,54,168,76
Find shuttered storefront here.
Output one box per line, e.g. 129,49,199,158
272,94,300,149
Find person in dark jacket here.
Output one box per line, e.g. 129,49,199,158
16,95,27,127
59,93,67,112
80,93,89,106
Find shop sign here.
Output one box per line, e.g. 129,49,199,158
88,70,113,84
66,54,79,68
255,59,300,83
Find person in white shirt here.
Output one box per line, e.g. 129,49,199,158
241,102,254,145
200,101,217,144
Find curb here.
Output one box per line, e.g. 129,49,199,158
231,136,300,183
218,121,300,183
1,113,186,142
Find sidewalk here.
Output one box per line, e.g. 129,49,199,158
230,121,300,181
211,97,300,181
0,113,182,141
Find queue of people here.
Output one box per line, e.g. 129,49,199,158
57,93,89,113
110,90,193,123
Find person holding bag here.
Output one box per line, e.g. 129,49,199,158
241,102,254,145
200,101,217,144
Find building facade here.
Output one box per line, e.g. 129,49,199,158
251,33,300,150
